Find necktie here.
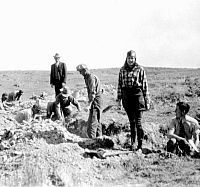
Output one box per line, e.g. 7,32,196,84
179,119,185,138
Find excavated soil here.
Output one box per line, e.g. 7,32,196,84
0,69,200,186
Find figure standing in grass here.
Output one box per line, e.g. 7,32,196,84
50,53,67,97
117,50,150,151
167,101,200,156
76,64,102,138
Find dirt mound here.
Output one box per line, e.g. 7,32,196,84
0,81,199,186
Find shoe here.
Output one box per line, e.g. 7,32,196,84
135,148,143,155
130,144,137,151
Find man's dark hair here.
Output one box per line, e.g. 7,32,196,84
15,90,23,100
177,101,190,114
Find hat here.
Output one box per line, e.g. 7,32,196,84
18,90,23,94
53,53,61,58
127,50,136,57
60,85,71,95
76,64,88,71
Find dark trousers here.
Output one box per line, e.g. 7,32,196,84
47,102,72,121
47,102,55,118
87,108,102,138
126,109,143,149
54,83,62,97
121,88,145,149
167,138,191,156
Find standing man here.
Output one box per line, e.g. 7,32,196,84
76,64,102,138
117,50,150,151
50,53,67,96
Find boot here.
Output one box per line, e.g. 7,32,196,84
130,137,137,151
137,128,144,150
137,140,143,150
130,122,136,151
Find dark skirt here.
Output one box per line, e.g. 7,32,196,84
121,88,145,111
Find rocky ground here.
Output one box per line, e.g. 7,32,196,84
0,69,200,187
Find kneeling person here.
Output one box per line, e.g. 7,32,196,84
7,90,23,102
47,86,81,123
15,104,41,124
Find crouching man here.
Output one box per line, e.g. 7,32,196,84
167,101,200,156
7,90,23,102
47,85,81,125
15,104,42,124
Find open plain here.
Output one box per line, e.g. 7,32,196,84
0,67,200,187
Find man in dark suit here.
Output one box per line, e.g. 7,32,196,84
50,53,67,96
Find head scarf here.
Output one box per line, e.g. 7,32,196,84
124,50,138,70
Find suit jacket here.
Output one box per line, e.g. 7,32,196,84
50,62,67,85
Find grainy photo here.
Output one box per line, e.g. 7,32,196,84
0,0,200,186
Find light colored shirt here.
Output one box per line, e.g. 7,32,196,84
54,93,80,119
84,72,101,102
168,115,200,139
84,72,102,110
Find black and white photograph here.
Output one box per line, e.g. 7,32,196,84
0,0,200,186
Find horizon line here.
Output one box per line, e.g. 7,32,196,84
0,66,199,72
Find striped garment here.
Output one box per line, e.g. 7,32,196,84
117,63,150,104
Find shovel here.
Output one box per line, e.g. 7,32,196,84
84,148,133,159
102,105,116,113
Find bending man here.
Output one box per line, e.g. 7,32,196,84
76,64,102,138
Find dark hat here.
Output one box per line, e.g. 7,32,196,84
127,50,136,57
76,64,88,71
53,53,61,58
60,85,71,96
18,90,23,94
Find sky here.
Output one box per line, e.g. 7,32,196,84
0,0,200,71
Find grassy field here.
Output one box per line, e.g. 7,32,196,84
0,67,200,186
1,67,200,98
